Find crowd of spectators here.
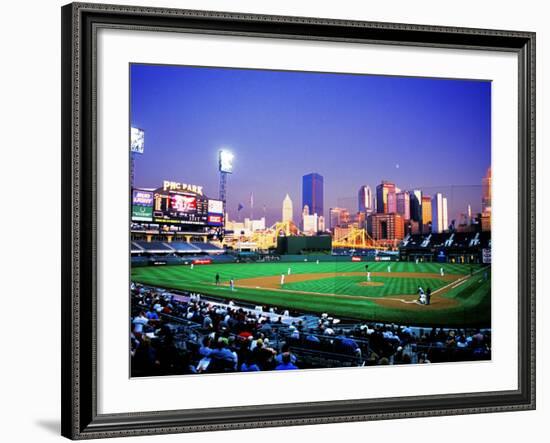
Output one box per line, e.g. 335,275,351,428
130,284,491,377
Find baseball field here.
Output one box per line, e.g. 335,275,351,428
131,261,491,327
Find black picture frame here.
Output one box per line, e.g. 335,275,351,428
61,2,536,439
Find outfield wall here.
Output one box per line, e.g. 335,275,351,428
278,254,358,263
131,253,392,267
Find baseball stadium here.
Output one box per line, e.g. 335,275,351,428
129,170,491,377
129,64,491,377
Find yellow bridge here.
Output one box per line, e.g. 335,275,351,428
223,222,387,251
331,226,381,249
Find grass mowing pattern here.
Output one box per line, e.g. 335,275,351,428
131,261,490,327
284,275,447,298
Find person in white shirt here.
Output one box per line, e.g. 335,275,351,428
417,286,426,304
440,267,445,277
132,311,148,334
287,267,291,275
280,273,285,286
387,265,391,273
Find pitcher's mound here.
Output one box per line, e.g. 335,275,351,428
358,281,384,287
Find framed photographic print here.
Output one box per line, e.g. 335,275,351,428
61,2,536,439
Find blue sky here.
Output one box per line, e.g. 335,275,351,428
131,64,491,225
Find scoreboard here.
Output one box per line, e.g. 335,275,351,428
153,192,209,225
131,186,224,228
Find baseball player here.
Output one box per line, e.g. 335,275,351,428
287,267,291,275
280,273,285,287
440,267,445,277
417,286,426,304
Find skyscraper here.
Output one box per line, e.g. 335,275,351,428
421,195,432,233
318,215,326,232
431,193,449,233
482,166,492,214
410,189,422,222
396,191,411,220
282,194,293,223
376,181,396,213
358,185,373,213
302,204,319,234
443,197,448,231
301,204,309,232
368,213,405,241
303,213,319,235
329,207,350,230
302,173,324,218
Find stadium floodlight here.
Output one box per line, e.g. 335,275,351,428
130,127,145,154
218,149,234,173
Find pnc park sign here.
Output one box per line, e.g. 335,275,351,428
162,180,204,195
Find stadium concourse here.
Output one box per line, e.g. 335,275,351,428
131,283,491,377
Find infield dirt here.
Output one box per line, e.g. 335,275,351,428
228,271,463,310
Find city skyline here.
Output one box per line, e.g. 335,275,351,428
131,64,491,226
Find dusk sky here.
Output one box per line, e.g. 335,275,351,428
130,64,491,226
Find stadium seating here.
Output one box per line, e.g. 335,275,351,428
169,242,201,253
190,242,224,253
130,284,491,377
399,231,491,263
210,254,237,264
133,241,174,253
131,242,144,253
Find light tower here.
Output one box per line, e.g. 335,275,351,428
218,149,234,210
130,127,145,189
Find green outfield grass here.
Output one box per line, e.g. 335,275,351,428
131,261,491,327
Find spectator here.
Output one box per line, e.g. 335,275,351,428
240,355,260,372
130,284,491,376
275,353,298,370
132,311,149,334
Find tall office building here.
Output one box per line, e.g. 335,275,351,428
410,189,422,222
318,215,326,232
396,191,411,220
431,193,449,233
368,213,405,241
376,181,397,213
329,207,350,230
482,166,492,214
244,217,266,232
354,211,367,229
302,173,324,218
358,185,373,213
421,195,432,233
282,194,293,223
303,213,319,235
302,204,309,228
